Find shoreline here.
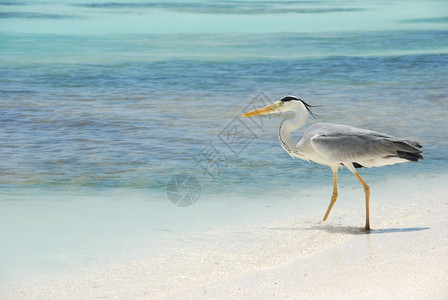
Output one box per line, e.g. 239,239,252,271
2,174,447,299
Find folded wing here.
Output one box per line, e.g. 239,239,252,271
309,125,423,168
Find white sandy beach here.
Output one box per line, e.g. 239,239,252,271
2,175,447,299
174,214,448,300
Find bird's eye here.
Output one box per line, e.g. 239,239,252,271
279,101,285,107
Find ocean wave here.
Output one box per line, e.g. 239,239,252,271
74,2,362,15
399,16,448,24
0,11,79,19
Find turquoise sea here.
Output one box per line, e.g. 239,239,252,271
1,0,448,294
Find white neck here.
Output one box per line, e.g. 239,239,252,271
278,104,308,157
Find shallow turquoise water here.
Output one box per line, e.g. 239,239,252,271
1,0,448,290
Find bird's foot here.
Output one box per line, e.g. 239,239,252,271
360,225,371,233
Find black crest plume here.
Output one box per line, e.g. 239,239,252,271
279,95,319,118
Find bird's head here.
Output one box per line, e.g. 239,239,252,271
241,95,317,118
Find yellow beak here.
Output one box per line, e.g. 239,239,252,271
241,104,278,117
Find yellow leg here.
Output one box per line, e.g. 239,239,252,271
354,172,370,231
323,170,338,221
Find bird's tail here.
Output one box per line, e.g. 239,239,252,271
388,140,423,162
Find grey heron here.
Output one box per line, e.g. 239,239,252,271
242,95,423,231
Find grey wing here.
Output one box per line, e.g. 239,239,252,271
309,125,423,165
